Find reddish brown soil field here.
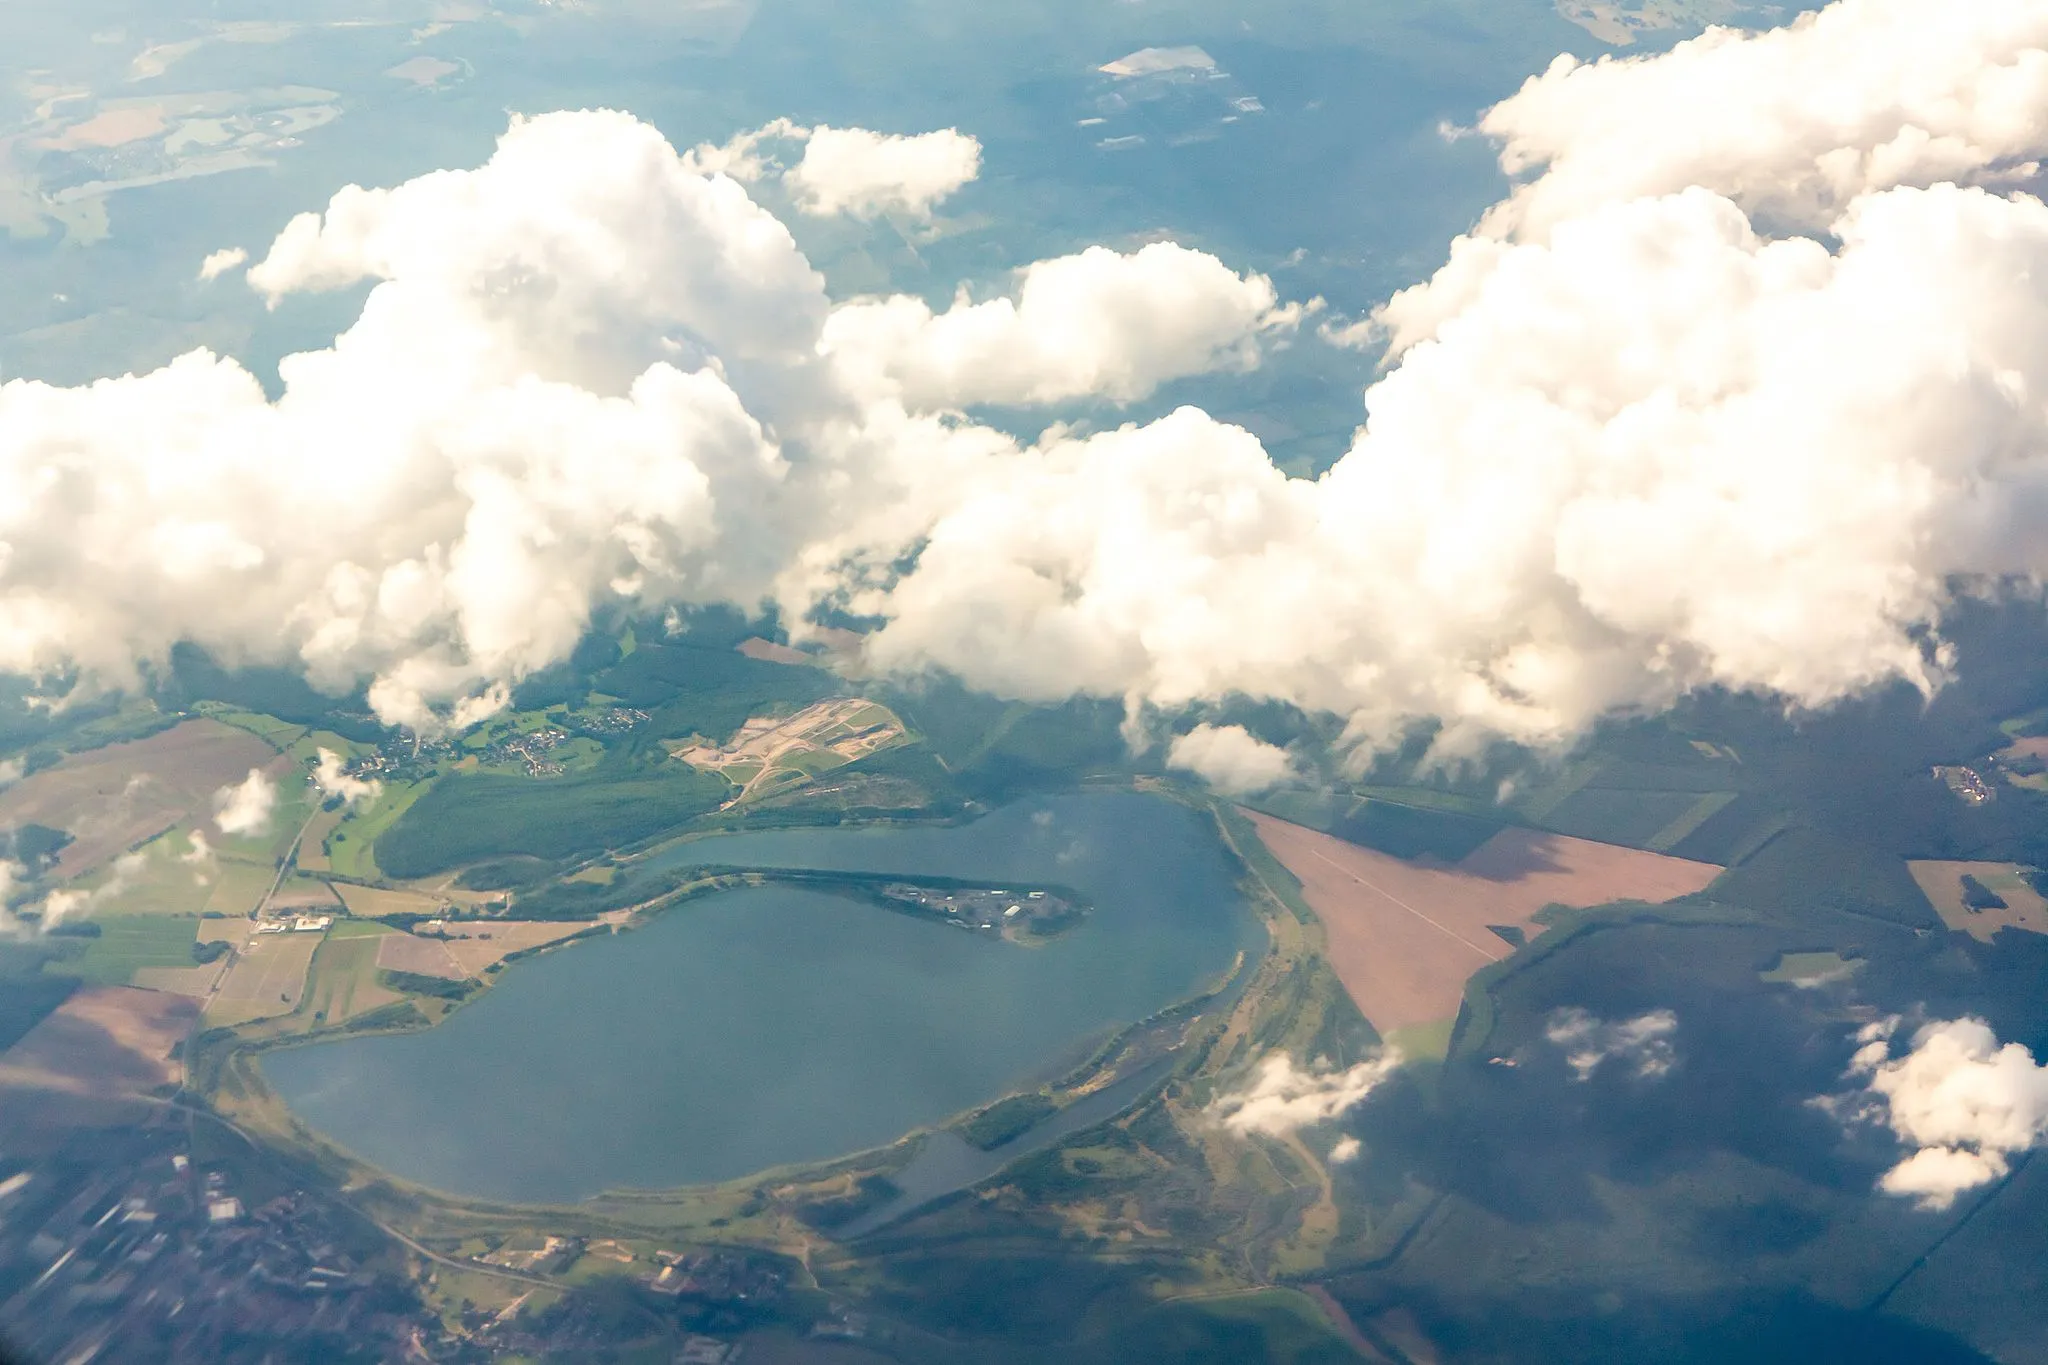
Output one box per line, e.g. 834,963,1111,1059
0,719,284,877
1245,811,1721,1036
736,637,816,666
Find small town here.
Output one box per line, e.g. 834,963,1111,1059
0,1125,795,1363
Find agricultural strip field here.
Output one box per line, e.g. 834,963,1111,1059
304,933,405,1025
268,876,344,912
332,884,448,919
1906,861,2048,942
292,805,348,872
0,985,198,1098
202,859,281,917
196,705,309,749
0,718,283,878
324,779,431,880
205,932,322,1026
67,831,215,916
47,915,198,985
1244,811,1721,1036
132,960,230,998
431,921,600,976
375,931,468,980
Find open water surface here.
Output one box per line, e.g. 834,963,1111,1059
263,791,1258,1202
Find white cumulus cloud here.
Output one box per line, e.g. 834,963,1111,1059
311,748,382,807
197,246,248,281
681,119,980,221
1847,1017,2048,1211
213,767,277,836
1477,0,2048,239
1208,1052,1403,1140
1166,724,1295,794
0,111,1286,735
1545,1007,1678,1081
787,125,982,221
851,0,2048,756
823,243,1299,408
7,0,2048,759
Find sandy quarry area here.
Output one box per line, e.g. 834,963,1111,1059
1245,811,1722,1036
673,697,905,805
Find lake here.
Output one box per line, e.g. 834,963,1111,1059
262,791,1259,1203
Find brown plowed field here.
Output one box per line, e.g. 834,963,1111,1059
0,719,284,878
1245,811,1721,1036
0,985,199,1097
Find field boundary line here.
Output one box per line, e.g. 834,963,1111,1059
1291,841,1503,964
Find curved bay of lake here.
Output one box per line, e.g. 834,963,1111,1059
263,791,1258,1203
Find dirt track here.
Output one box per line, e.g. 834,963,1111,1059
1245,811,1721,1035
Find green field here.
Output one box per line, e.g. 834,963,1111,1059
44,914,199,985
326,780,433,881
193,704,307,750
302,934,403,1027
68,831,215,916
374,767,727,878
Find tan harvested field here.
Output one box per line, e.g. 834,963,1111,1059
268,876,343,911
202,859,279,917
133,961,229,998
1245,811,1721,1035
293,805,347,872
205,931,321,1026
1908,861,2048,943
304,936,404,1025
0,985,198,1097
433,920,598,976
334,883,448,919
0,719,285,879
375,931,469,980
198,917,254,950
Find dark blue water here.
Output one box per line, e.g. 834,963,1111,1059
264,792,1257,1202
